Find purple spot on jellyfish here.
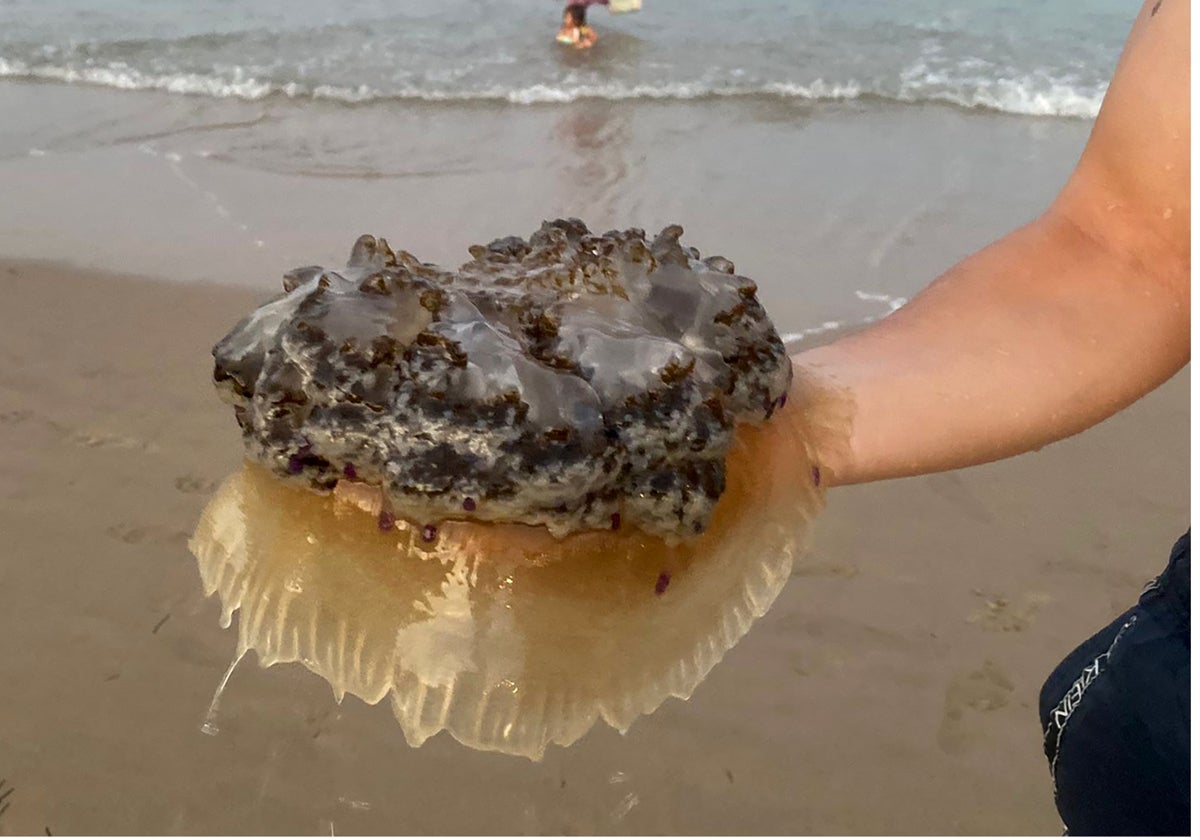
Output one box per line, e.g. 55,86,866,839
812,465,821,487
463,497,476,512
343,463,357,479
421,524,437,542
655,572,671,595
778,393,788,409
287,455,304,474
611,512,621,531
378,511,395,531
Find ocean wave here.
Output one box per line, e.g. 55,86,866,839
0,56,1104,118
0,56,277,99
917,77,1103,119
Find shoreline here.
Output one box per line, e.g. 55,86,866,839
0,74,1105,121
1,79,1092,331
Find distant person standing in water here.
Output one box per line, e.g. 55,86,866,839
557,1,604,49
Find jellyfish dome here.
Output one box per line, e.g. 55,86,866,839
211,219,791,539
191,221,823,759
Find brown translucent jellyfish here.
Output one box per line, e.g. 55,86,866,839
189,418,822,760
192,220,831,759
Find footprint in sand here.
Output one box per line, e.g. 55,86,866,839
0,408,67,434
0,409,34,425
790,559,859,579
79,365,115,381
936,659,1014,755
106,523,190,546
1041,554,1145,593
785,614,909,678
70,430,158,454
967,590,1051,632
174,475,220,494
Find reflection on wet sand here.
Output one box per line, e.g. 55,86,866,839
553,102,634,219
189,419,823,760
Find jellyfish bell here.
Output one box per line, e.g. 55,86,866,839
193,220,828,758
189,416,822,760
210,220,793,541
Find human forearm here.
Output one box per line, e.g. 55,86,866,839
788,208,1189,486
780,0,1189,488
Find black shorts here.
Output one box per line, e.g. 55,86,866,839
1039,531,1190,835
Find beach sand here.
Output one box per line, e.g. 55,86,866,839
0,83,1189,835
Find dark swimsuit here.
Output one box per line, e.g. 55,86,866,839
1038,531,1190,835
566,0,608,25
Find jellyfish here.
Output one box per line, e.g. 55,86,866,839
191,220,827,759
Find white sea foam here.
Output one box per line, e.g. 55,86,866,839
0,55,1104,118
896,67,1105,118
763,79,865,101
780,290,908,347
0,56,275,99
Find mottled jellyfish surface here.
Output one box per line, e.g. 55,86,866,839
211,219,793,539
193,220,826,759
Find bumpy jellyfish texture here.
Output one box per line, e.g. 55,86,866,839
189,421,823,760
212,220,791,538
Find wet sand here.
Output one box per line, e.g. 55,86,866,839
0,82,1190,834
0,262,1188,836
0,80,1093,333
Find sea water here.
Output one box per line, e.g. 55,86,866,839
0,0,1129,118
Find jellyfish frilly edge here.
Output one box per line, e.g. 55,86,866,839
188,417,823,761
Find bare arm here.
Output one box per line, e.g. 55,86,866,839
789,0,1190,486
